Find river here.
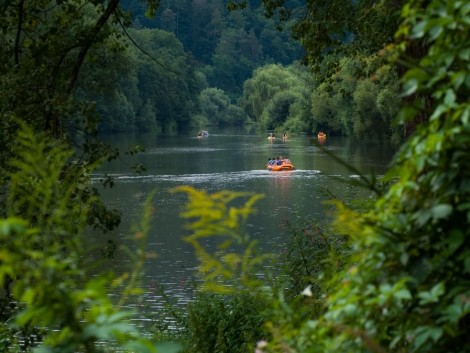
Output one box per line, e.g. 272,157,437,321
87,128,396,327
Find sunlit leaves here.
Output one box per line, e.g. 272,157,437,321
173,186,268,292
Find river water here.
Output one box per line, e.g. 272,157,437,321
88,128,396,326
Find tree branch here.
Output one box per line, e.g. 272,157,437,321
66,0,120,95
14,0,25,65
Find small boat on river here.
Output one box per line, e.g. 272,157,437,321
266,158,295,171
197,130,209,138
317,131,327,144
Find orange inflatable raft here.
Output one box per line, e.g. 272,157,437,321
266,159,295,171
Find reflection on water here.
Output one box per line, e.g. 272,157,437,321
86,131,396,327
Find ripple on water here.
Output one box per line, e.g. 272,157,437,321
91,169,322,185
145,147,226,154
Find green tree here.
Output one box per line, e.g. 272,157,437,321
83,26,201,134
0,1,181,350
207,27,262,97
198,88,247,126
262,91,297,129
1,0,155,138
242,0,403,74
137,99,159,133
241,63,312,132
310,83,339,134
309,55,400,138
353,79,381,136
0,0,161,223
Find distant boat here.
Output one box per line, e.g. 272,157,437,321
317,132,327,144
197,130,209,138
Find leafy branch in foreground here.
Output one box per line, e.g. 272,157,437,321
173,186,269,293
172,186,273,353
263,1,470,352
0,124,180,353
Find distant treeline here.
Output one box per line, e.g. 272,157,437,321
84,0,401,141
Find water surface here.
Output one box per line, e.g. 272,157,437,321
88,130,396,325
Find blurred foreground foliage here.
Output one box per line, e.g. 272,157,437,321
0,124,180,353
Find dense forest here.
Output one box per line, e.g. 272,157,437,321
80,0,305,134
73,0,401,140
1,0,469,352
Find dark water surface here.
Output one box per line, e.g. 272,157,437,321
87,129,396,326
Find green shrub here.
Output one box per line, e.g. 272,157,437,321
279,218,348,305
184,291,270,353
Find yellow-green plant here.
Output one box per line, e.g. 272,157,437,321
173,186,269,293
173,186,275,353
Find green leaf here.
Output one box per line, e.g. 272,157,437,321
428,25,443,40
458,48,470,61
431,204,452,220
411,21,427,38
394,288,412,301
463,252,470,273
416,209,432,226
402,78,418,96
451,71,466,89
413,326,444,349
430,104,447,121
442,303,465,324
444,89,456,106
447,229,464,254
418,282,445,304
83,311,137,340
